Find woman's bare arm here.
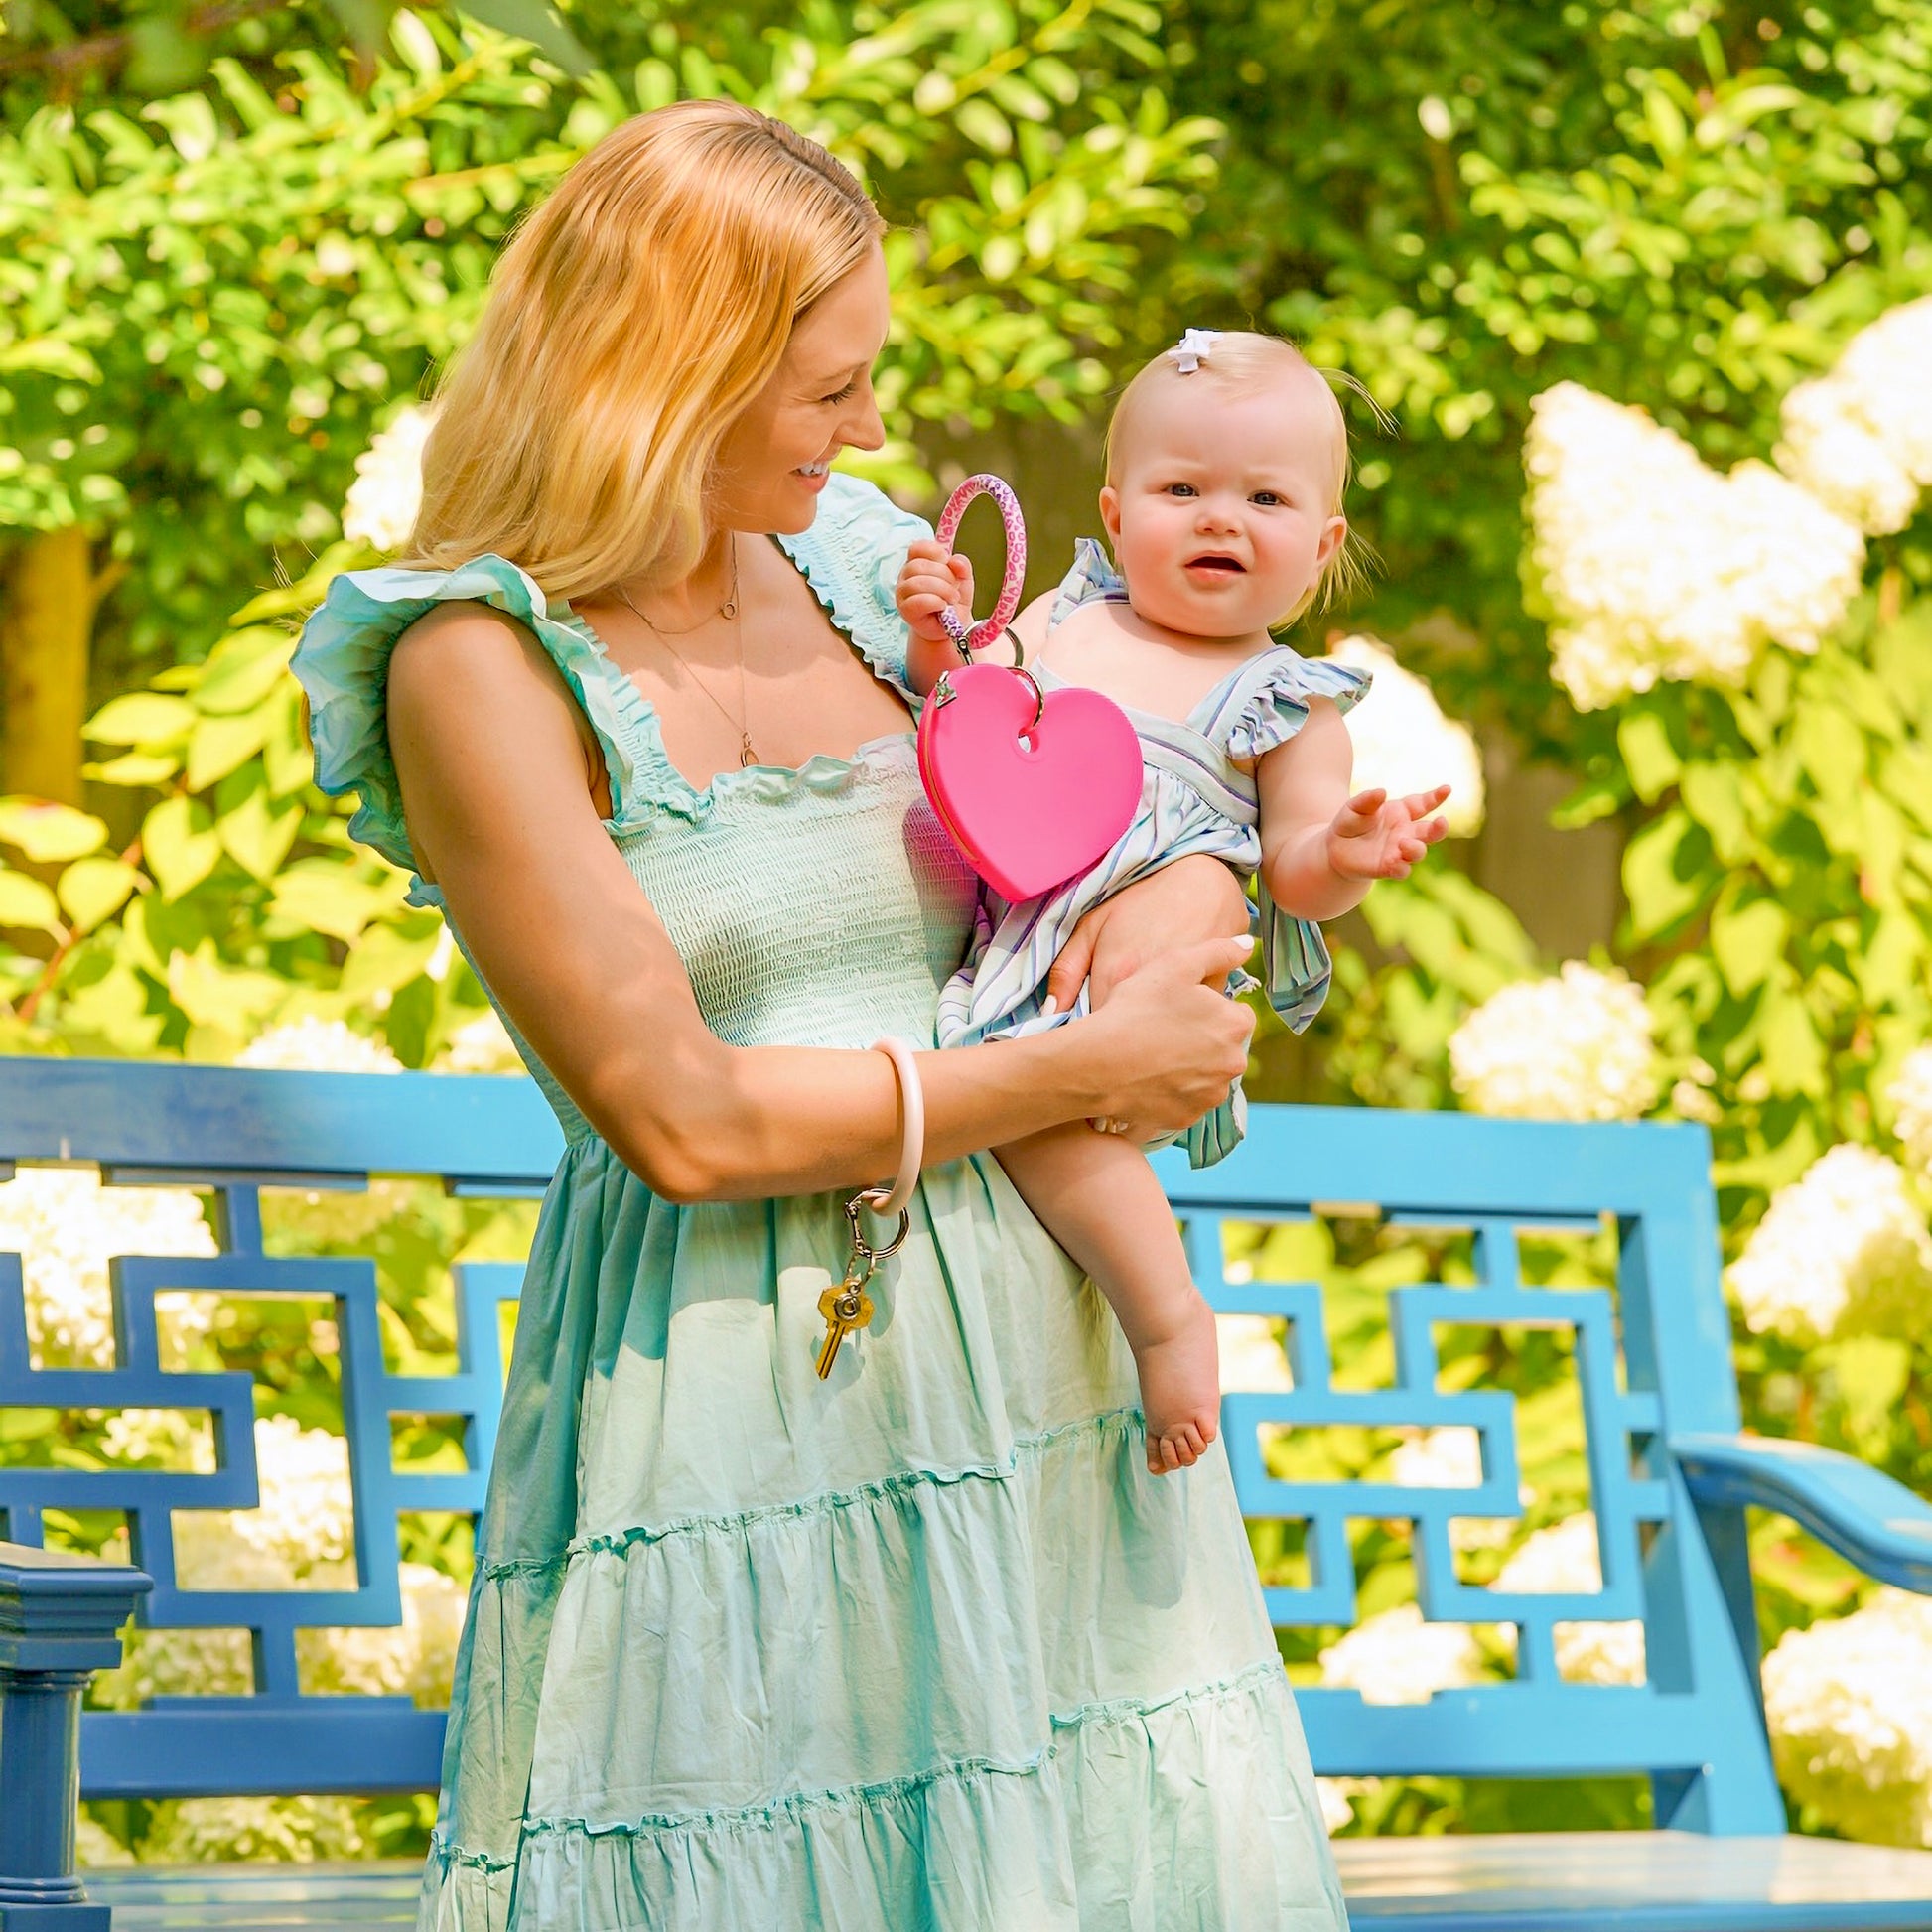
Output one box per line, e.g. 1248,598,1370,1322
387,606,1253,1203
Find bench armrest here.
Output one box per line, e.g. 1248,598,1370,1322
1672,1433,1932,1594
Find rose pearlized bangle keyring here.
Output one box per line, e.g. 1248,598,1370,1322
934,474,1027,657
855,1036,924,1234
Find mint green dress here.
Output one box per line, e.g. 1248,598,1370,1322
294,473,1347,1932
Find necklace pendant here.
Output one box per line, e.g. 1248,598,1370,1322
720,599,737,620
739,735,758,768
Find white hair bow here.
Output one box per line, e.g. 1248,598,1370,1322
1169,328,1222,374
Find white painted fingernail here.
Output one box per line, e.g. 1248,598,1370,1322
1040,995,1058,1016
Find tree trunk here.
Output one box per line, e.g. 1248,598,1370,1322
0,526,97,806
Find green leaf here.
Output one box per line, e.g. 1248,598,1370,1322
1710,896,1788,998
955,98,1014,153
340,923,445,1000
1617,712,1680,805
166,942,289,1029
0,869,62,933
454,0,592,73
1793,702,1865,809
268,861,403,943
84,694,198,748
191,632,297,716
216,786,303,883
0,800,109,864
1621,807,1706,942
186,712,271,792
57,858,141,935
1678,762,1751,866
84,753,183,789
1758,985,1828,1097
142,796,222,901
1852,910,1921,1009
1550,774,1624,830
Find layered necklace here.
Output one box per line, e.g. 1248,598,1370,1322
616,536,759,768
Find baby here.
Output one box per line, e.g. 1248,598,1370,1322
897,330,1450,1475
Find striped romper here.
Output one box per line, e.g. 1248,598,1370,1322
933,538,1370,1168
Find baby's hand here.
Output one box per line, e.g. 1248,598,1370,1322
897,538,974,645
1327,784,1452,881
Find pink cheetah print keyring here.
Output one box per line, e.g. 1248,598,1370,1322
933,474,1029,661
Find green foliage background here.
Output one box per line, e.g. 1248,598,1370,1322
4,0,1932,1859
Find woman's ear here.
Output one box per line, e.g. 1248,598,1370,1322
1099,484,1122,548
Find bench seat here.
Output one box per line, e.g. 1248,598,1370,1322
5,1063,1932,1931
78,1835,1932,1931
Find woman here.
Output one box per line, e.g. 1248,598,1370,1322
295,101,1347,1930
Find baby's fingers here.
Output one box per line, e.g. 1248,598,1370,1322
1334,786,1388,835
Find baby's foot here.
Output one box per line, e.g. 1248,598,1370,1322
1135,1291,1221,1476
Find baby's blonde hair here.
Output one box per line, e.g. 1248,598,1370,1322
1103,331,1377,622
406,101,884,599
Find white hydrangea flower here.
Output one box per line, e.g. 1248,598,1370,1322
1762,1587,1932,1848
436,1007,526,1076
0,1166,216,1368
1492,1514,1645,1686
1316,1778,1355,1836
1449,962,1658,1123
227,1414,358,1572
1725,1144,1932,1346
1326,634,1486,837
74,1817,137,1867
1525,383,1865,710
1389,1427,1482,1489
139,1794,369,1863
102,1417,463,1722
1216,1313,1295,1392
237,1016,403,1073
1775,297,1932,535
310,1561,467,1705
1318,1601,1484,1705
342,403,435,552
1887,1046,1932,1186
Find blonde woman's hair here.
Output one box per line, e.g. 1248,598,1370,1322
1103,330,1383,624
405,101,885,598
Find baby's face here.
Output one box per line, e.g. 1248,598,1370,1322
1102,368,1346,641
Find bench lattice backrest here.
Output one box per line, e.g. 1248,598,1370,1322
0,1061,1782,1830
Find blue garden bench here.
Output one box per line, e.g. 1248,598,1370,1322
4,1057,1932,1930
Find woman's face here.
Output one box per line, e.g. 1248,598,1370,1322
711,243,891,535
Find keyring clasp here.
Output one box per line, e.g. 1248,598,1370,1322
849,1191,911,1260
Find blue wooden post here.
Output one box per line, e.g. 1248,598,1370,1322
0,1544,152,1931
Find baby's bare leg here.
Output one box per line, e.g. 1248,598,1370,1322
995,1123,1219,1475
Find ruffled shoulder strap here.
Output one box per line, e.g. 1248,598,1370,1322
777,471,929,702
1210,644,1371,763
1046,536,1129,632
292,554,657,884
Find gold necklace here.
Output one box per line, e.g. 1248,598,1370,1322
616,540,739,635
616,540,759,768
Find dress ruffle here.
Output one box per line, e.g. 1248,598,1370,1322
776,471,928,711
291,553,657,881
290,474,931,859
1221,648,1370,760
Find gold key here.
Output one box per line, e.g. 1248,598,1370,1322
814,1264,876,1379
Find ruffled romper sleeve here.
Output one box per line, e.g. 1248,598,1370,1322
1219,647,1373,1035
290,552,660,898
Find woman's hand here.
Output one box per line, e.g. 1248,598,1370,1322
1044,854,1250,1015
896,538,974,644
1079,935,1257,1138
